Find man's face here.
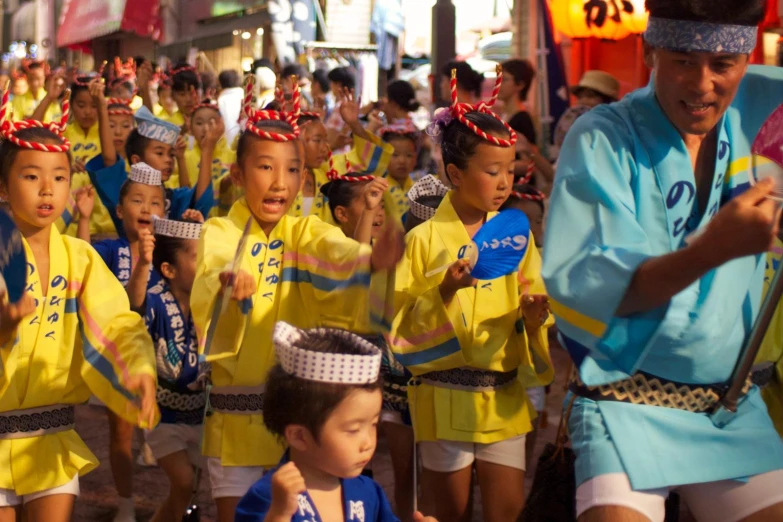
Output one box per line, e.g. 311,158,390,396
646,44,749,136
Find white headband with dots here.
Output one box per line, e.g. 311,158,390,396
273,321,382,384
407,175,449,221
153,217,202,239
129,162,162,186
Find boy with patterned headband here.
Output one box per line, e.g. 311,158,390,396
235,322,438,522
87,106,214,237
543,0,783,520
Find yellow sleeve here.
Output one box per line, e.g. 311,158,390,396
191,217,246,362
516,236,554,387
390,230,467,375
11,95,27,122
292,216,388,333
74,239,159,428
339,133,394,177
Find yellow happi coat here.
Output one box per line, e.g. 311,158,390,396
192,198,393,467
185,137,237,217
0,227,158,495
758,240,783,437
289,133,394,225
383,174,414,224
391,192,553,444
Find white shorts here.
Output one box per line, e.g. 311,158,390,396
0,474,80,507
207,458,266,499
418,435,526,473
576,470,783,522
146,423,203,466
527,386,546,412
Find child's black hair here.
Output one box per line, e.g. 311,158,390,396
574,87,615,105
0,128,72,184
281,64,308,81
111,80,135,94
298,114,322,127
70,76,94,100
381,128,418,150
501,183,545,214
263,330,383,442
404,194,443,233
387,80,420,112
235,120,299,164
327,67,356,92
441,61,484,99
125,129,151,161
152,223,197,279
171,63,202,92
439,112,511,175
312,69,329,94
218,70,241,90
645,0,764,25
319,178,369,222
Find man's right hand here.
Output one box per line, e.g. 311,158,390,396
699,177,781,264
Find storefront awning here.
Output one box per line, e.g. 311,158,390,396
57,0,162,49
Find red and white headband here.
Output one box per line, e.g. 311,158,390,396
242,74,301,142
324,151,374,182
107,97,134,116
0,87,71,152
428,64,516,148
72,61,108,87
193,99,220,115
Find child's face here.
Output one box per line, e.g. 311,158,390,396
191,107,220,144
109,114,134,156
387,137,417,183
164,239,198,294
12,78,28,96
3,149,71,233
302,121,329,169
305,388,381,479
233,137,303,233
172,86,198,117
139,140,175,181
72,89,98,130
26,68,45,94
336,185,386,240
158,86,175,112
117,183,166,240
507,198,544,248
448,140,515,213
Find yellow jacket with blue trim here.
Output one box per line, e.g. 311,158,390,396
0,226,158,496
191,198,394,466
390,192,553,444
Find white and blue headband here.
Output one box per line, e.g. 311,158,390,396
644,16,758,54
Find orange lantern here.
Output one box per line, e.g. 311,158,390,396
549,0,649,40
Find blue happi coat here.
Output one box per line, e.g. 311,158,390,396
543,65,783,490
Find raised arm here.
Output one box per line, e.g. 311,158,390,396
90,80,117,167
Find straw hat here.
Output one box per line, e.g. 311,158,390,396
571,70,620,101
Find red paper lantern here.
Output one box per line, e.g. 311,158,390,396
550,0,649,40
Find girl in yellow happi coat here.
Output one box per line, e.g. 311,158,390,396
757,239,783,437
191,77,403,522
291,97,393,225
390,68,553,522
0,91,158,522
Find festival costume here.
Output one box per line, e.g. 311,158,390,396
542,60,783,494
184,136,237,216
11,90,61,123
93,237,163,289
0,227,158,496
758,242,783,437
379,119,420,221
86,108,214,236
235,322,397,522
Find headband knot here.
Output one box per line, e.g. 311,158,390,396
0,87,71,152
242,74,301,142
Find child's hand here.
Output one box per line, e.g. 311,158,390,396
137,61,153,91
138,228,156,266
124,373,157,428
268,462,306,519
362,178,388,211
72,158,87,173
74,185,95,219
45,72,66,101
218,269,256,301
370,221,404,271
175,135,188,160
338,88,360,125
181,209,205,223
88,78,105,105
413,512,439,522
367,110,384,134
440,259,477,296
0,292,35,346
201,118,225,152
520,293,550,329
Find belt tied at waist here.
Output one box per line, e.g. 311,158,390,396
569,371,753,413
418,367,518,392
209,385,265,415
0,404,75,440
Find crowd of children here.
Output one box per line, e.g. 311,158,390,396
0,56,559,522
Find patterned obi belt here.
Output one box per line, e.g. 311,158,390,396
569,371,753,414
419,367,518,392
157,380,207,425
0,404,75,440
208,384,265,415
